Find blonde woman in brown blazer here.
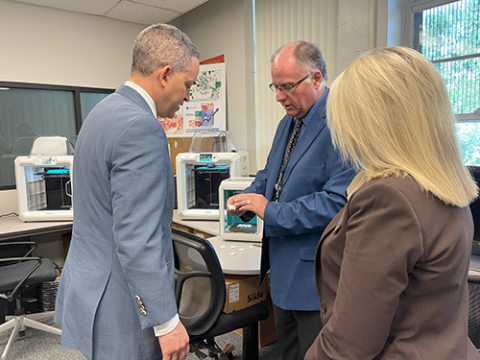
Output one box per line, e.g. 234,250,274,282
305,47,480,360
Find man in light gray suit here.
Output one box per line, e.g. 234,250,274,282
55,24,199,360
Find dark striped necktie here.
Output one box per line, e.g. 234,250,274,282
272,118,303,203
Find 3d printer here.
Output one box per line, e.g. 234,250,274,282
219,177,263,242
176,131,249,220
14,136,74,222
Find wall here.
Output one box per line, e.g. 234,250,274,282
337,0,390,74
0,1,144,88
172,0,396,172
170,0,257,173
0,0,145,212
0,0,401,209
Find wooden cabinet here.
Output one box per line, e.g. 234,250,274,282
171,222,192,234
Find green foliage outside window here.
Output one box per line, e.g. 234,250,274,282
456,122,480,166
418,0,480,164
421,0,479,115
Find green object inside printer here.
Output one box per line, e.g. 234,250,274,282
224,189,258,233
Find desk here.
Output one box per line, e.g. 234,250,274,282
172,209,219,237
0,216,73,266
0,216,72,241
208,236,261,275
172,210,262,275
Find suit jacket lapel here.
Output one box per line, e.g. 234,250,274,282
281,101,327,186
315,206,345,271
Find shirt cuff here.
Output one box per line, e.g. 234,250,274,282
153,314,179,337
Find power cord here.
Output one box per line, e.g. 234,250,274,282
0,212,19,219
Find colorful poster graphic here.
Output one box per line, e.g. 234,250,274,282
190,70,222,100
158,110,183,134
162,62,226,137
184,101,222,133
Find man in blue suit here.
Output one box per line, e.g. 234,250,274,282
228,41,355,360
55,24,199,360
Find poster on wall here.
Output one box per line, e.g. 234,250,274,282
158,61,226,137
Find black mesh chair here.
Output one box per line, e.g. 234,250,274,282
469,272,480,351
171,228,269,360
0,242,60,360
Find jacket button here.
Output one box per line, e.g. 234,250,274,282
141,309,147,316
320,303,327,314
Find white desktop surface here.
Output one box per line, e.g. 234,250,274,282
0,215,72,241
172,209,220,236
5,211,479,279
208,236,262,275
2,210,261,276
172,210,262,275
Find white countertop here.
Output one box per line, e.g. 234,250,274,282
172,209,220,236
0,215,72,241
207,235,262,275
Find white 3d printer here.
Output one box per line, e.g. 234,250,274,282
176,131,249,220
14,136,74,222
219,177,263,242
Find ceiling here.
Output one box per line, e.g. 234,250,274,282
7,0,209,25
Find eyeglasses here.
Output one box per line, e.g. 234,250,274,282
269,72,313,93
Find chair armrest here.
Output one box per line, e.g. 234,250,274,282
0,257,42,264
469,273,480,285
0,257,42,301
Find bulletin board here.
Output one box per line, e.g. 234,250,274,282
159,62,226,137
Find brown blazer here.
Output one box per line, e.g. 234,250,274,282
305,175,480,360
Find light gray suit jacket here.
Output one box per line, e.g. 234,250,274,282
305,175,479,360
55,85,176,360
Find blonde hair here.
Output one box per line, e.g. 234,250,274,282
327,46,477,207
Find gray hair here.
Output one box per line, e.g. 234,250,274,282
271,41,328,82
131,23,199,76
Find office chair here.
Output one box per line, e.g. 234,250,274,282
171,228,269,360
0,242,61,360
30,135,74,156
468,272,480,350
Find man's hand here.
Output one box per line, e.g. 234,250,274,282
226,194,248,217
228,193,268,220
158,321,190,360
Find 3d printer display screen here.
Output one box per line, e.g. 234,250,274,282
199,154,213,162
23,166,72,211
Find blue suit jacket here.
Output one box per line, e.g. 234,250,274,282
245,88,355,311
55,85,175,360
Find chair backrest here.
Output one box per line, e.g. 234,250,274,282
171,228,226,336
0,241,36,265
30,136,74,156
468,273,480,348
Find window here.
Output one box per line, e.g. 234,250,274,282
0,83,113,189
407,0,480,165
80,92,109,124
